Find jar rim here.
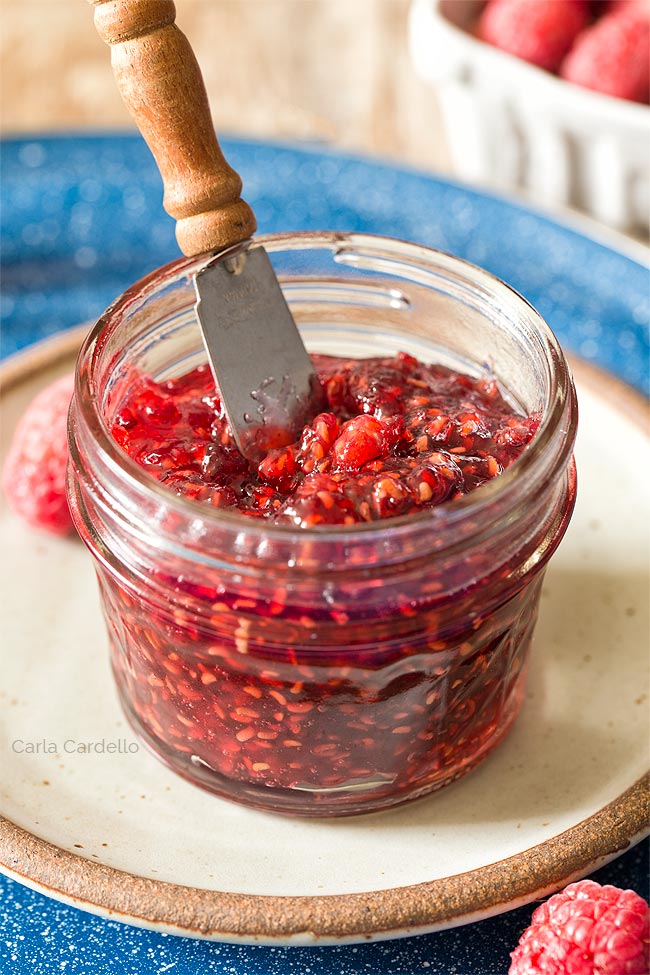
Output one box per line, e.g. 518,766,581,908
71,230,577,546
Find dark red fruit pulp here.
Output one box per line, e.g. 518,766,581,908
102,352,544,814
108,352,539,526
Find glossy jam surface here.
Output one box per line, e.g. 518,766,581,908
108,352,539,526
99,353,549,815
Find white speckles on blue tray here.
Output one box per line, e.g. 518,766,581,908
0,848,648,974
1,135,648,391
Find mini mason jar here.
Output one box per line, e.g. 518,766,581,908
67,232,577,817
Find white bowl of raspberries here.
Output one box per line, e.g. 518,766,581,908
409,0,650,233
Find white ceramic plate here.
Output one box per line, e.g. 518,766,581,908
0,327,648,945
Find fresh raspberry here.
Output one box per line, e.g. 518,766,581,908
560,7,650,102
509,880,650,975
2,373,75,535
478,0,590,72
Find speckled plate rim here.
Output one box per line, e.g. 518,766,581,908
0,327,648,945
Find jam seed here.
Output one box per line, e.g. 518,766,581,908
243,685,263,699
207,645,227,658
200,672,217,685
235,727,256,743
176,684,203,701
161,659,183,676
392,726,412,734
317,490,335,510
234,707,260,719
286,701,314,714
147,714,165,737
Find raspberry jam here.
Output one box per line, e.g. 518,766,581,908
108,352,540,525
67,234,578,816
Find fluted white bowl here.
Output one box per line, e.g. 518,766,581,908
409,0,650,233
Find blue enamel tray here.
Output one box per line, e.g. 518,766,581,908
1,134,648,392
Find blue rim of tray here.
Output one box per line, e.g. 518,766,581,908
1,133,648,393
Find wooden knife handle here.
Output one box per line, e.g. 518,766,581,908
90,0,257,256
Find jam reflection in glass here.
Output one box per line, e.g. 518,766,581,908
96,352,547,814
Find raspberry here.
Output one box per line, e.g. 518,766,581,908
331,414,401,470
2,373,75,535
509,880,650,975
560,7,650,102
478,0,590,72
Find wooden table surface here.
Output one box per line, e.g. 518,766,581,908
0,0,452,175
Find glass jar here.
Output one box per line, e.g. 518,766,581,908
67,232,577,817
